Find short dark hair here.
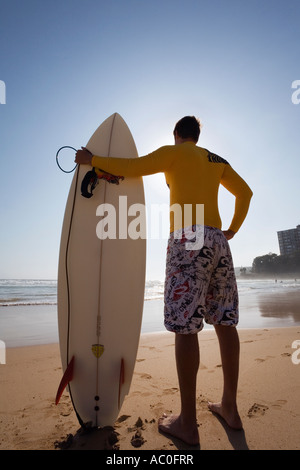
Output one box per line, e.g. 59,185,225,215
173,116,201,142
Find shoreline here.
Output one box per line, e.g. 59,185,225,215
1,286,300,348
1,326,300,450
4,322,300,349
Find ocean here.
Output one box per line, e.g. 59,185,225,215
0,278,300,347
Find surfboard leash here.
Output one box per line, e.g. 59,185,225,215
80,167,124,198
56,145,124,198
56,146,78,173
59,165,86,428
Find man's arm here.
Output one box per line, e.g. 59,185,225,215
75,146,173,177
221,165,253,234
222,229,236,240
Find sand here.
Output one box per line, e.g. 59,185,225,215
1,327,300,451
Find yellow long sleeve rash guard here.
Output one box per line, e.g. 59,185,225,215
91,142,253,234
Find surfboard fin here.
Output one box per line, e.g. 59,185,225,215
118,358,125,409
55,356,75,405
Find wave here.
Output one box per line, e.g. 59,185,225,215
0,279,57,287
144,280,164,301
237,278,300,294
0,279,165,307
0,279,57,307
0,301,57,307
0,278,299,308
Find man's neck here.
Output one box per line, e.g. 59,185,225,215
175,137,196,145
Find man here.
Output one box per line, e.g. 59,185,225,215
75,116,253,446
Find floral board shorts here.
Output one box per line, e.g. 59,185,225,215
164,225,239,334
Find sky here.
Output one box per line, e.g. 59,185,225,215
0,0,299,281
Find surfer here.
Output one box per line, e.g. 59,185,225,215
75,116,252,446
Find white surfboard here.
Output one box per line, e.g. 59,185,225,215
56,113,146,428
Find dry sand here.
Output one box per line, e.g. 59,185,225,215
1,327,300,450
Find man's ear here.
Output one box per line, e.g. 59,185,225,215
174,130,180,144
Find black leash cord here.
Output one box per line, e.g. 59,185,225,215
56,146,78,173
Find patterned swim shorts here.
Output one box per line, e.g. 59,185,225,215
164,225,239,334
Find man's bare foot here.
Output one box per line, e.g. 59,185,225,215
158,413,199,446
208,402,243,430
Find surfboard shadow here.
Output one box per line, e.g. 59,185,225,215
55,426,118,450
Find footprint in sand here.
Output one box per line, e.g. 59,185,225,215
140,345,157,351
255,355,275,363
115,414,131,424
140,373,152,380
247,403,269,418
271,399,287,409
134,371,152,380
163,387,179,394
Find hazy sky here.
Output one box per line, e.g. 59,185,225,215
0,0,299,280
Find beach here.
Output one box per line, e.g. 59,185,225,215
1,326,300,451
1,278,300,451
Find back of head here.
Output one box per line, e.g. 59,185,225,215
173,116,201,143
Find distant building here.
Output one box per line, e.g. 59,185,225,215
277,225,300,255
